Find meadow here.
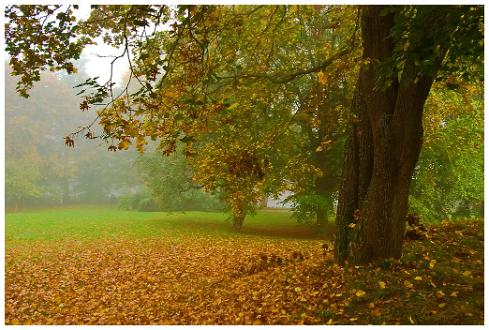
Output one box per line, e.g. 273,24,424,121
5,206,483,325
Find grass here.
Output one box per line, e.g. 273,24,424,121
5,206,483,325
5,205,326,244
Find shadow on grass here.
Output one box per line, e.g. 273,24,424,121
165,217,336,240
238,224,333,240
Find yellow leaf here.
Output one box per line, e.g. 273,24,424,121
371,309,381,317
438,303,446,308
118,138,130,150
429,259,437,269
227,103,239,111
408,316,415,324
10,319,21,325
462,270,472,277
317,71,327,85
356,289,366,297
294,287,302,293
378,281,386,289
414,276,422,281
136,135,147,147
404,280,414,289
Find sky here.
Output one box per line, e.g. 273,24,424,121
76,4,129,87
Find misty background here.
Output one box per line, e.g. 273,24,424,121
5,57,142,209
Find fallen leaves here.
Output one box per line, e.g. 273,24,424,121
6,237,326,325
5,220,484,325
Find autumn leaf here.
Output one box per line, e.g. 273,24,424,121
371,309,381,317
355,289,366,297
435,290,445,299
64,136,74,148
118,139,131,150
226,103,239,111
317,71,327,85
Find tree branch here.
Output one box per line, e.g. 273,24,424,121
216,47,350,84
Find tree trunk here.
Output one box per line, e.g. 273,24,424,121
316,206,328,227
334,6,445,264
232,209,245,231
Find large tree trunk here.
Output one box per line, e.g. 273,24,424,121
335,6,445,264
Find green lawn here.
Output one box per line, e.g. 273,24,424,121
5,205,326,244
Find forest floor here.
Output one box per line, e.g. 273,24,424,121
5,206,484,325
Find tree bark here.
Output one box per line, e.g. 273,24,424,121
316,205,328,227
334,6,447,264
232,209,245,231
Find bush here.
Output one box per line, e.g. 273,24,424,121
284,193,333,224
118,192,158,211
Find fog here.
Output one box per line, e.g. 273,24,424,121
5,59,142,210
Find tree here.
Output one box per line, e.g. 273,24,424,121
334,6,483,264
409,81,483,221
5,5,482,254
6,5,359,228
283,8,358,227
135,147,225,212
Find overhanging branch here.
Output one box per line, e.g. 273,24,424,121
216,47,351,84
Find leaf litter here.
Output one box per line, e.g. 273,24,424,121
5,220,483,325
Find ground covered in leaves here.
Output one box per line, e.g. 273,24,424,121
5,208,484,325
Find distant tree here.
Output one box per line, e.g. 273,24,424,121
5,158,42,209
409,82,483,221
284,7,358,227
5,62,141,207
135,148,225,212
